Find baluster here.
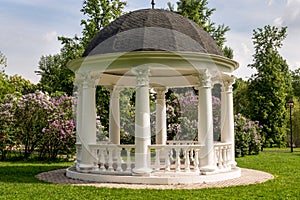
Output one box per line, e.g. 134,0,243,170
185,148,190,172
155,148,161,171
194,148,200,173
175,148,181,172
219,146,224,169
165,148,171,171
214,146,219,169
107,147,114,171
116,148,122,172
190,148,194,162
169,147,174,162
99,148,106,171
227,145,231,167
125,147,132,172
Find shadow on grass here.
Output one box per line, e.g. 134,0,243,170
0,164,68,184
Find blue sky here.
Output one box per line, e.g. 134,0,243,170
1,0,300,83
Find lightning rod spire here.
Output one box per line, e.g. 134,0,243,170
151,0,155,9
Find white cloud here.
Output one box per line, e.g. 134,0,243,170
286,0,300,6
273,17,283,26
275,0,300,28
267,0,273,6
225,32,256,79
241,43,250,54
43,31,58,42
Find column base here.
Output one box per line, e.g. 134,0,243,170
200,165,217,175
230,161,237,169
76,162,98,173
132,167,152,176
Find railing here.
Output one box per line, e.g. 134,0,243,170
75,141,232,174
89,144,135,174
214,142,232,172
149,144,203,173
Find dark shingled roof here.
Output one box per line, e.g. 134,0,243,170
83,9,223,57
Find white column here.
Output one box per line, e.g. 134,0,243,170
132,66,152,175
76,73,97,172
154,87,167,145
108,86,121,145
74,76,83,145
74,75,83,170
197,70,216,174
221,76,236,168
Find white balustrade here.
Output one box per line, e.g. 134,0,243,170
75,141,233,174
149,144,203,173
88,144,135,174
214,142,232,172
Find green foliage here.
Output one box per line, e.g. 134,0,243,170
95,86,111,133
36,54,74,96
291,68,300,98
290,69,300,147
80,0,127,48
119,88,135,144
0,73,14,102
248,25,292,147
0,51,7,73
0,74,36,103
8,75,36,95
233,78,250,116
169,0,233,58
1,151,300,199
289,98,300,147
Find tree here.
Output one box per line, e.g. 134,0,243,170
36,0,127,95
291,68,300,98
0,51,7,73
0,73,36,103
8,75,36,95
248,25,292,147
233,78,250,116
0,74,14,103
168,0,233,58
36,54,74,95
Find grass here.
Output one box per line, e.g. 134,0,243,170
0,150,300,200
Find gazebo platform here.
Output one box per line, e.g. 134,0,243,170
66,167,241,185
67,141,240,184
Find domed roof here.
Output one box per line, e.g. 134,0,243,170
83,9,223,57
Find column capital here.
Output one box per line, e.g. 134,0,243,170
75,72,98,89
106,85,122,98
133,66,151,86
198,69,212,88
154,87,168,99
222,76,235,92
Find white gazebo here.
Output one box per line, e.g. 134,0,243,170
66,9,240,184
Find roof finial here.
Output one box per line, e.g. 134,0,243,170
151,0,155,9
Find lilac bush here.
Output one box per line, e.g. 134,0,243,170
234,113,263,156
0,91,75,160
0,95,17,160
39,94,75,159
166,89,221,141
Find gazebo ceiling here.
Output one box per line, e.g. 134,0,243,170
82,9,223,57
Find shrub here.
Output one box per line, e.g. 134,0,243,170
234,113,263,156
0,91,75,160
0,95,17,160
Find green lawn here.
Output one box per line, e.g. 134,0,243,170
0,150,299,200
